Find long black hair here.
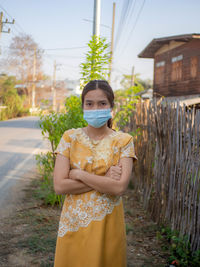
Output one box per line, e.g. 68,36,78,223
81,80,114,128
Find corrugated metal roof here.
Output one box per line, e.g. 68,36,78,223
158,94,200,107
138,33,200,58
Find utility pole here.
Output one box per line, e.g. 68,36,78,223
93,0,101,36
108,2,116,83
0,12,14,42
31,47,36,111
0,12,3,42
52,61,57,112
131,66,135,87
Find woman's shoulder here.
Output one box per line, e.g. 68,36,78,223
114,130,132,140
62,128,82,141
113,130,133,146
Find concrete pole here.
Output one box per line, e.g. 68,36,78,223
0,12,3,42
32,47,36,110
131,66,135,87
93,0,101,37
108,2,116,83
52,60,57,112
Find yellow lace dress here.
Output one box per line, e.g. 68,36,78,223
54,128,137,267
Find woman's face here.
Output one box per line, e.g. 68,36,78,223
83,89,111,110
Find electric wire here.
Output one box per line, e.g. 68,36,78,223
114,0,130,50
114,0,146,63
0,3,26,34
114,0,137,51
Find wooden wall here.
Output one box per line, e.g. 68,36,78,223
153,39,200,97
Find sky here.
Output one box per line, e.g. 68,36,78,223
0,0,200,90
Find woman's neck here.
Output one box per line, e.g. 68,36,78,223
85,124,112,140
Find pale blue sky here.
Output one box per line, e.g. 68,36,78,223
0,0,200,89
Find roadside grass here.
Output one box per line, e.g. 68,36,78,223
0,179,61,267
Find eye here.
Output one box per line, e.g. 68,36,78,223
101,102,107,105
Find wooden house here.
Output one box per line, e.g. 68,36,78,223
138,34,200,103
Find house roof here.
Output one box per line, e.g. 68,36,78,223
135,88,153,99
157,94,200,107
138,33,200,58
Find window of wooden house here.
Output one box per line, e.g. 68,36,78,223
155,61,165,84
171,55,183,82
190,57,198,78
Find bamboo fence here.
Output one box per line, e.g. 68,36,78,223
118,99,200,252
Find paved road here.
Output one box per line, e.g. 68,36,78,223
0,116,48,216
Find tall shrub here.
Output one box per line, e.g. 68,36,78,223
80,35,111,89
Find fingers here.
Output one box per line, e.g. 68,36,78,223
105,164,122,180
111,165,122,174
110,165,122,180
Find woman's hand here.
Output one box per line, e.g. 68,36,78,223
69,169,83,180
105,164,122,181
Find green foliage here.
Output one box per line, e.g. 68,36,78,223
1,89,29,120
35,152,64,206
3,89,24,116
80,35,111,89
113,88,139,131
36,95,87,206
158,226,200,266
65,95,88,129
120,73,152,91
0,75,29,120
35,152,54,181
0,75,17,96
39,95,87,163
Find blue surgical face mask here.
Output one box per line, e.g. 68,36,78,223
83,109,112,128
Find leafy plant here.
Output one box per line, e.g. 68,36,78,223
158,226,200,266
36,95,87,206
80,35,111,89
39,95,87,164
0,75,29,120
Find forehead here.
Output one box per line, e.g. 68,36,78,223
84,89,108,101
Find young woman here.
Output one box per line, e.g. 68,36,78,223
53,80,137,267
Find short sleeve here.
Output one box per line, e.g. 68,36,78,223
120,135,138,162
55,131,71,158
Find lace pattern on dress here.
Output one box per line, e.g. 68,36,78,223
77,129,120,168
58,192,121,237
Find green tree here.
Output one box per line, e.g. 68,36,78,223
2,89,25,118
80,35,111,89
0,74,17,98
0,75,29,120
119,74,152,94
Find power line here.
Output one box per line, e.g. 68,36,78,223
44,54,82,59
83,18,110,29
0,3,26,34
44,46,87,51
127,0,146,40
114,0,129,50
1,45,87,52
114,0,137,51
114,0,136,52
115,0,146,60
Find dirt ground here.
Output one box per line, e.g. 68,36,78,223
0,169,169,267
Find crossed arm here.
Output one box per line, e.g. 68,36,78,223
53,154,133,196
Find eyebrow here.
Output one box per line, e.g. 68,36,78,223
85,99,108,102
